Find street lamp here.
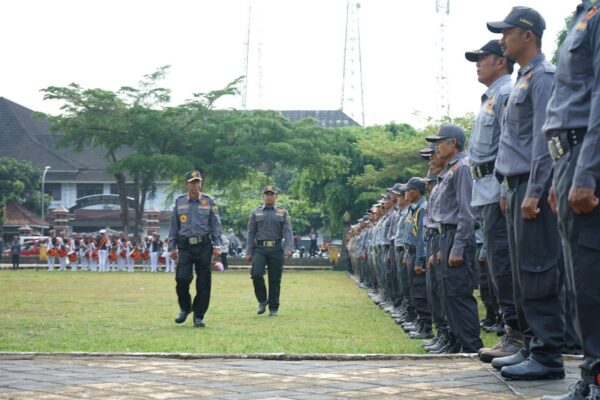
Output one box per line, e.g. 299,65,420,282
41,166,51,237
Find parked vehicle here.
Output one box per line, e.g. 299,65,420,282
3,239,41,257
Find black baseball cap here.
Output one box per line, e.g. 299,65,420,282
263,185,278,194
185,170,202,182
389,183,406,195
487,6,546,38
425,124,466,144
419,142,436,160
465,40,504,62
406,177,427,194
425,172,438,183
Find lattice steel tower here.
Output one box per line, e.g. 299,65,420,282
435,0,450,118
241,0,263,109
341,0,365,126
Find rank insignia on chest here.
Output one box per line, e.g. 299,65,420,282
585,7,598,20
180,215,188,223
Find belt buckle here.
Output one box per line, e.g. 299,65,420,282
469,166,477,180
548,137,565,161
265,240,275,248
502,177,510,192
188,237,199,245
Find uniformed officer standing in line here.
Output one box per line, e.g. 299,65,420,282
463,39,523,363
486,7,567,380
245,185,293,317
404,177,433,340
169,170,222,328
427,124,483,354
384,188,403,313
542,2,600,398
420,144,451,353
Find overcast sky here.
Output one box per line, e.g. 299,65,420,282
1,0,577,128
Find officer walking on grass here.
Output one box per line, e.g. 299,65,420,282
169,170,222,328
246,185,293,317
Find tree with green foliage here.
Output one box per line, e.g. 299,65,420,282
38,67,242,236
0,157,48,236
38,68,349,238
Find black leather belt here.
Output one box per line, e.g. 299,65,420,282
498,173,530,192
470,160,496,180
547,128,586,161
439,224,457,233
256,240,281,248
181,235,209,245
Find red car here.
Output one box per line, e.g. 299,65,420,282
3,240,40,257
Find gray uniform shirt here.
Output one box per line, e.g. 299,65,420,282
245,205,293,256
544,1,600,189
433,151,476,257
168,193,222,250
386,206,400,244
495,53,556,198
469,74,512,206
394,207,411,246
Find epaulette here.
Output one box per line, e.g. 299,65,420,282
541,60,556,74
200,193,213,201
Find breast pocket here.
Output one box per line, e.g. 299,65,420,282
197,208,210,224
476,115,496,153
255,215,265,228
568,29,593,76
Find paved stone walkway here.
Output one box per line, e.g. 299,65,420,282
0,354,581,399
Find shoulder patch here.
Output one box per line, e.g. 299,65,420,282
212,205,219,213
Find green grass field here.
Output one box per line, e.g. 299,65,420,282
0,269,498,354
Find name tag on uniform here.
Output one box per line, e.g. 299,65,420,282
178,205,189,210
199,205,210,209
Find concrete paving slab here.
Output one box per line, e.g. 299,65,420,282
0,354,582,399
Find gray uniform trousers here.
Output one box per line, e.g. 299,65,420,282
554,142,600,374
368,248,379,290
479,203,518,330
407,247,431,329
396,246,416,318
476,243,499,314
505,176,565,368
426,230,448,334
439,227,483,353
378,246,390,300
386,246,402,306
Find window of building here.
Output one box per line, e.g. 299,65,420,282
110,183,138,199
44,183,62,201
77,183,104,198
